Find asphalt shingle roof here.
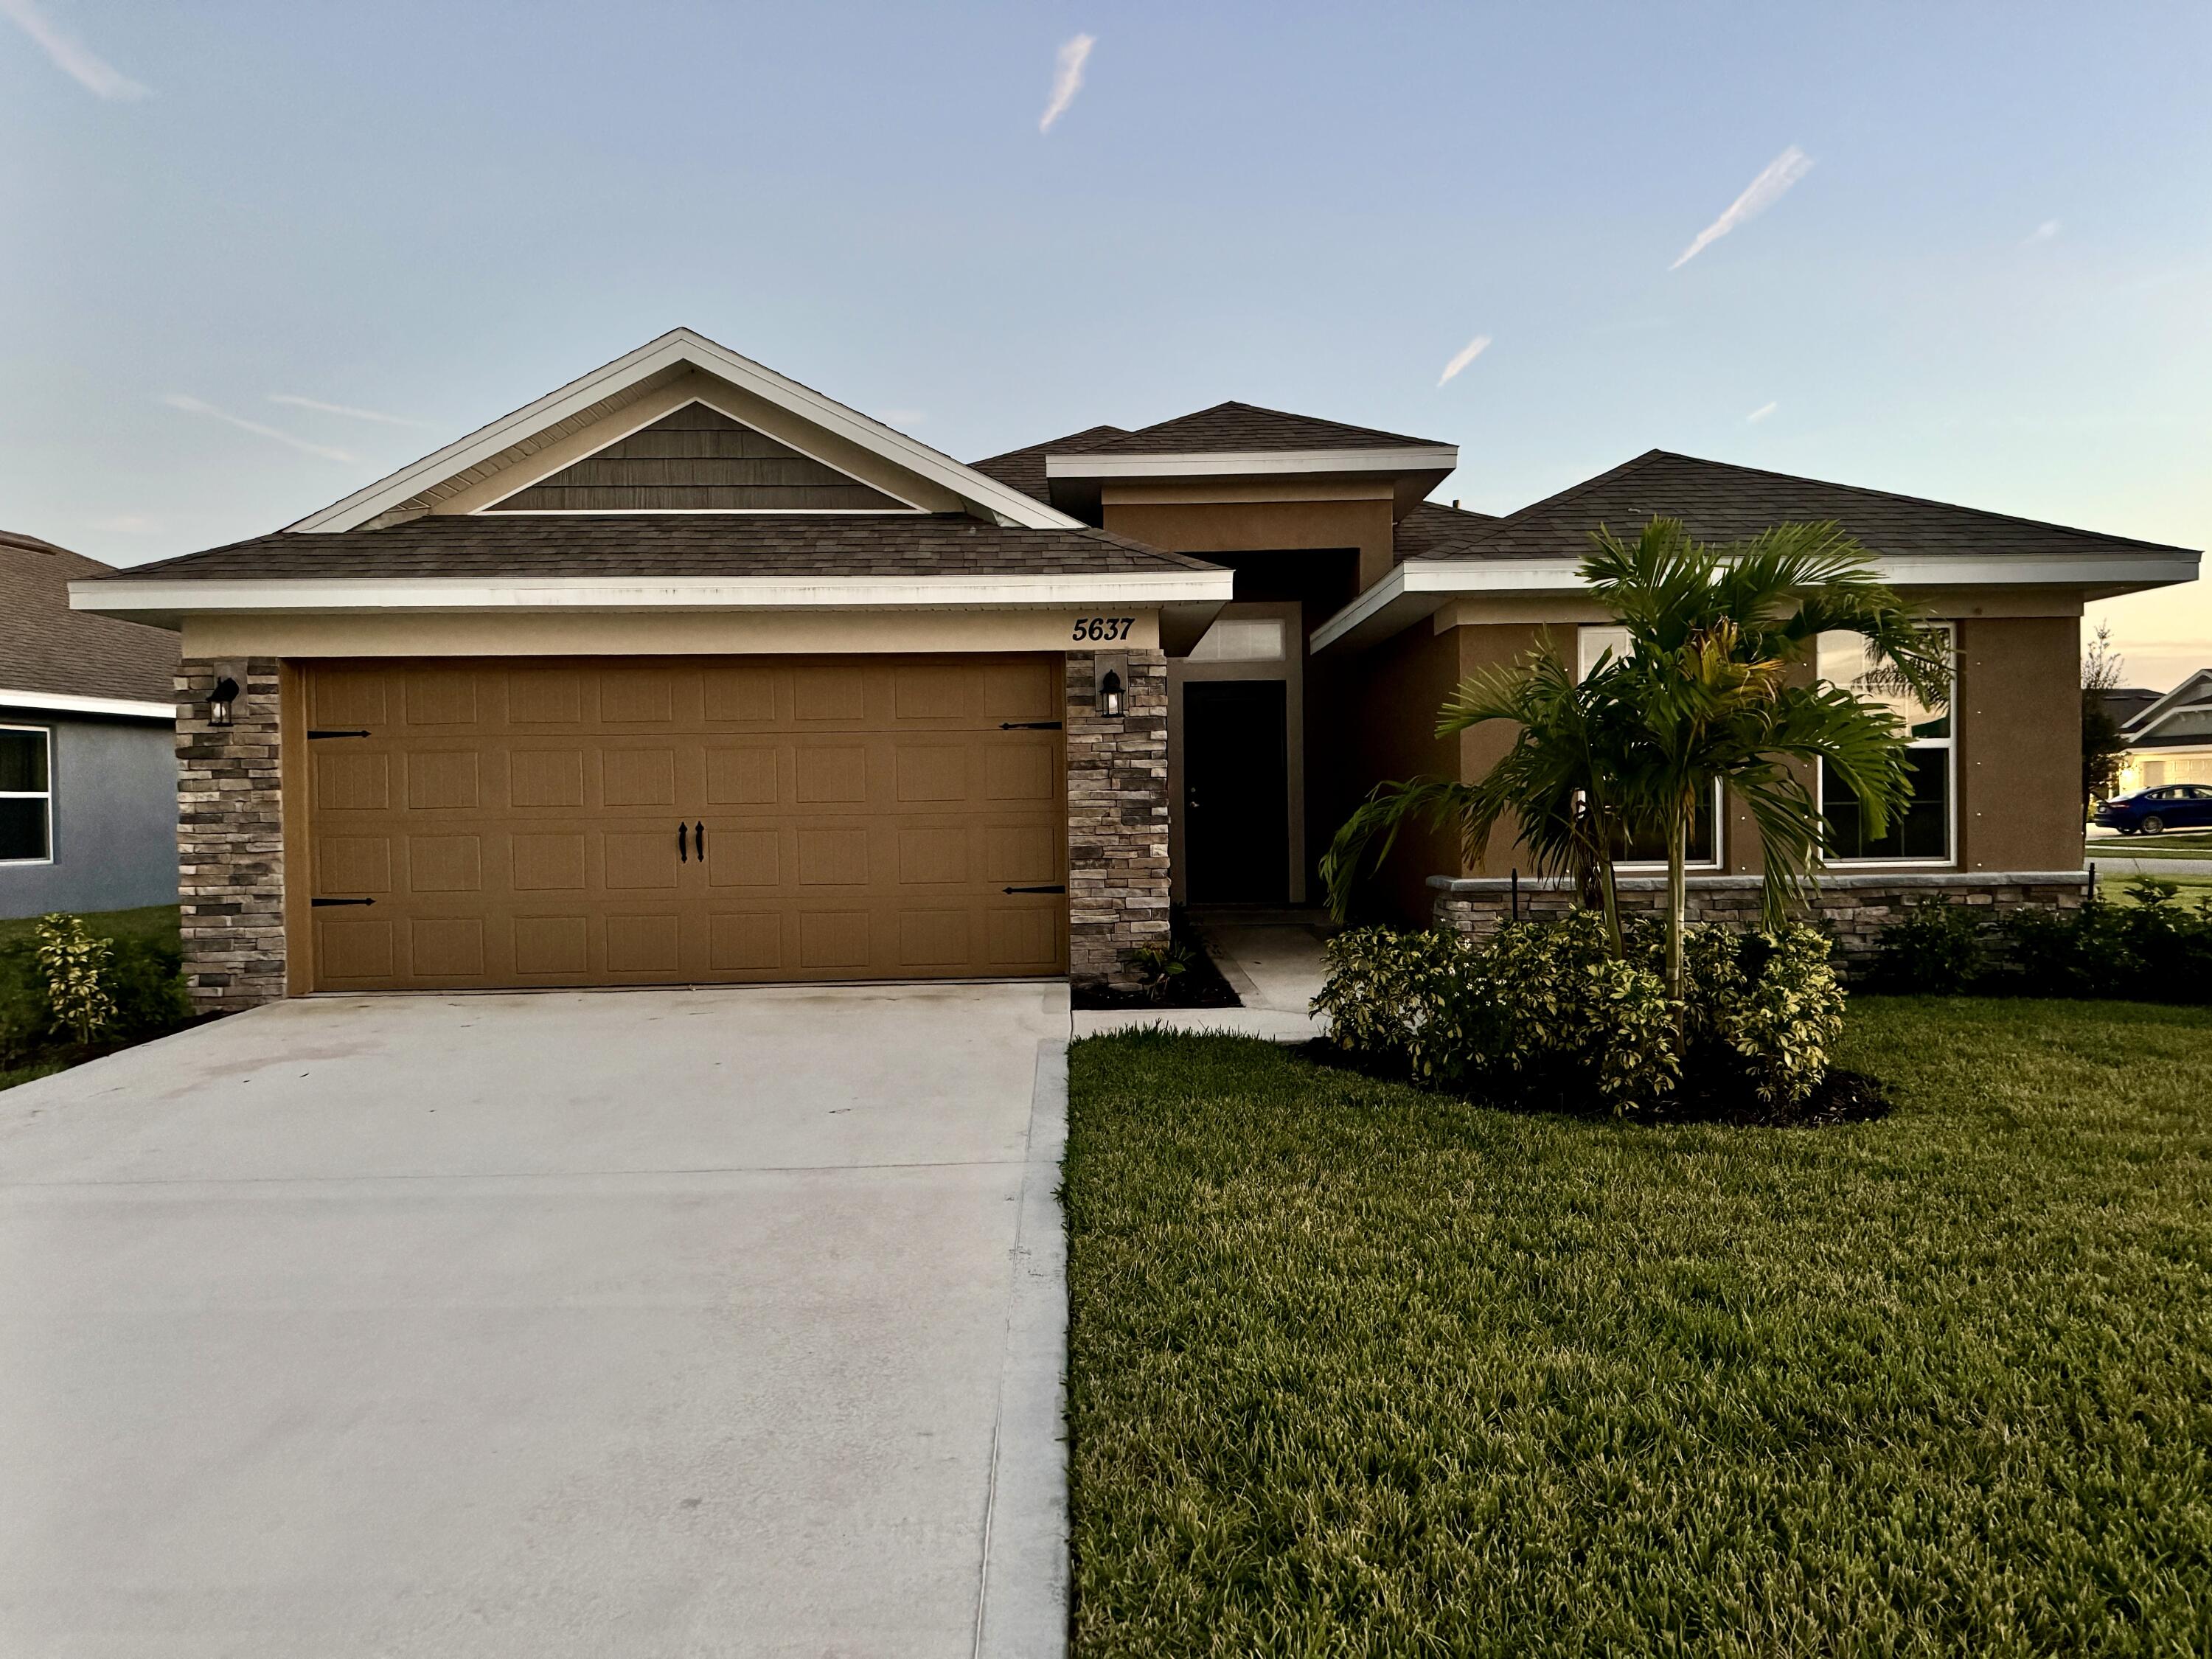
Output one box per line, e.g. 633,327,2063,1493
1406,450,2197,565
967,425,1129,507
82,513,1222,583
1393,500,1501,563
1,530,178,705
1060,401,1448,457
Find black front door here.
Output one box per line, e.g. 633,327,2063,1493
1183,679,1289,904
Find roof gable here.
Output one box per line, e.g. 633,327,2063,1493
2129,668,2212,735
290,328,1082,533
481,402,914,513
969,425,1130,506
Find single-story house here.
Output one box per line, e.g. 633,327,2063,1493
2112,669,2212,792
71,330,2199,1006
2,530,180,919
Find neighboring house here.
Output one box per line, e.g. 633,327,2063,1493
1,530,180,919
70,329,2200,1007
2113,669,2212,792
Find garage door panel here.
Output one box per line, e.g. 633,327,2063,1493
302,655,1065,990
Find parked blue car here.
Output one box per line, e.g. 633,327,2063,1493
2096,784,2212,835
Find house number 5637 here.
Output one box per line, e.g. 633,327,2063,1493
1071,616,1135,642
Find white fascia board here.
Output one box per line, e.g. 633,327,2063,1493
1046,446,1458,479
0,687,174,720
290,329,1084,534
2129,703,2212,742
71,570,1236,616
1311,550,2203,654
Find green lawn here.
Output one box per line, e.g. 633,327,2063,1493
2088,832,2212,862
1065,1001,2212,1655
0,903,181,950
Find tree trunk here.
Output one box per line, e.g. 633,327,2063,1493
1665,807,1688,1004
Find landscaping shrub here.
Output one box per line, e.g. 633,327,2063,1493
0,915,191,1072
1315,912,1847,1116
1872,878,2212,1003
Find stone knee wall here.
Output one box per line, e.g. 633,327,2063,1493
176,658,286,1012
1432,870,2091,973
1065,650,1170,987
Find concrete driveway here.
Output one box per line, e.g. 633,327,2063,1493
0,983,1069,1658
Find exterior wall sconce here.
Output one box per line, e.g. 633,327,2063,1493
208,675,240,727
1092,651,1129,720
1098,669,1124,718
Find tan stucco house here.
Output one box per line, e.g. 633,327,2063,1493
72,329,2200,1006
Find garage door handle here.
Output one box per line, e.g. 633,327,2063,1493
310,897,375,907
1000,720,1063,730
678,822,688,863
1004,884,1065,894
693,821,705,860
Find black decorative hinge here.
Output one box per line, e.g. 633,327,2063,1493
1003,884,1066,895
307,729,372,740
999,720,1063,730
310,897,376,907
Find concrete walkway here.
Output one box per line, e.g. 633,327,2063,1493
0,983,1070,1658
1070,921,1332,1043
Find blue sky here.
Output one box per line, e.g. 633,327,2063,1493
4,1,2208,684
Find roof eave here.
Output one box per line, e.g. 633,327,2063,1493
69,569,1237,623
1310,549,2204,655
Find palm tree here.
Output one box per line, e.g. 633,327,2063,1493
1324,518,1950,1002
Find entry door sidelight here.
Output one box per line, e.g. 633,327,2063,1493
1181,679,1290,904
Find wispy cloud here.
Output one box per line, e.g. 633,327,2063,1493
161,394,358,463
268,393,426,427
90,513,161,534
877,408,927,428
1039,33,1094,133
1436,333,1492,387
1747,401,1778,423
1670,146,1812,270
0,0,148,100
2023,219,2061,245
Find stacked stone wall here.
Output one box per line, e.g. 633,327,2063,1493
1066,651,1170,987
176,658,286,1011
1432,870,2090,972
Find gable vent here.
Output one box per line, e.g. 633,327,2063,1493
484,403,911,512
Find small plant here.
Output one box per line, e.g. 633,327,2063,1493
1127,941,1197,1004
34,914,118,1047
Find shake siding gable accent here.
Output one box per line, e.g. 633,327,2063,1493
483,404,913,513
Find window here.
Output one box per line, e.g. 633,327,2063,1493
1817,626,1953,863
0,726,52,863
1574,626,1720,867
1186,617,1286,664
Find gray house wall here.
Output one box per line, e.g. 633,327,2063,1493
0,709,178,919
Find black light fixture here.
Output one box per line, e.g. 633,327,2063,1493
1097,668,1124,718
208,676,240,727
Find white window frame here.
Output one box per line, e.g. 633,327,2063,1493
1815,623,1957,869
0,723,54,866
1574,625,1723,872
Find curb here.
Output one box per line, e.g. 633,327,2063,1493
973,1037,1071,1658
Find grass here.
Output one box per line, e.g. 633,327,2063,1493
2096,871,2212,910
0,902,180,951
1065,1000,2212,1655
0,905,184,1092
2088,832,2212,862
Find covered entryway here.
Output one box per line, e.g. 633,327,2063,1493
298,654,1067,991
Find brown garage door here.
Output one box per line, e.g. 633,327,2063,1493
299,655,1067,991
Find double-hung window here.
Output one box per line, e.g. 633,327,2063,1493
1576,626,1722,869
0,726,52,863
1816,626,1954,864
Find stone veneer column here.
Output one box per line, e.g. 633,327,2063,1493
1065,650,1170,987
176,657,288,1012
